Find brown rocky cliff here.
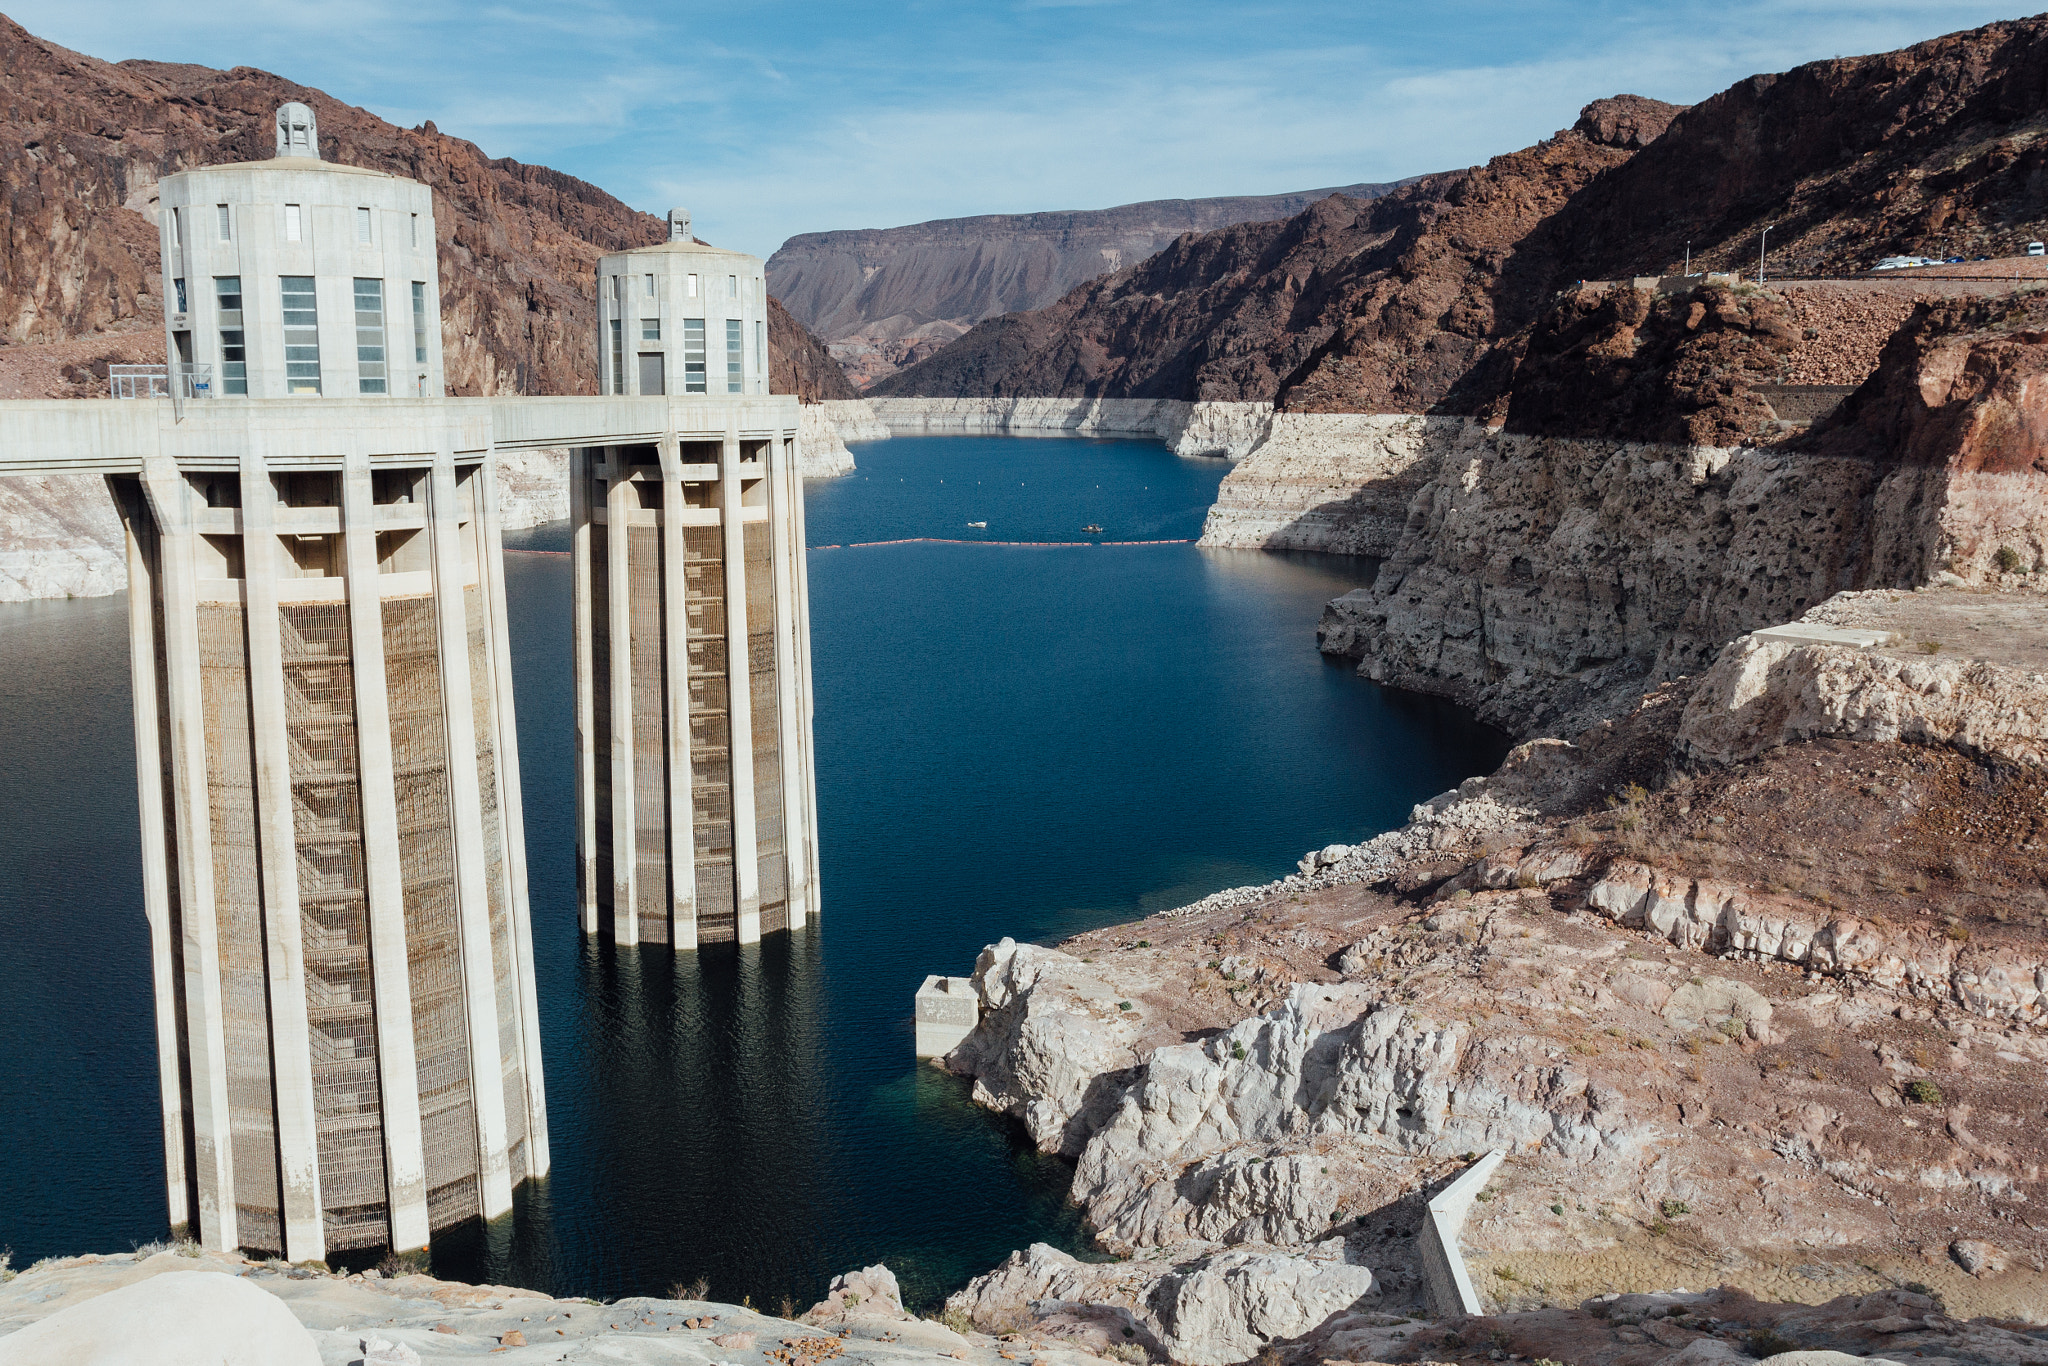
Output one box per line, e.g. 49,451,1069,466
768,295,860,401
1562,16,2048,280
0,15,844,401
872,96,1684,408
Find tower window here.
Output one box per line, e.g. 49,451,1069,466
725,318,742,394
217,276,246,395
173,278,187,314
687,273,698,298
683,318,706,393
645,273,655,297
642,316,660,342
354,278,387,394
410,213,419,249
216,204,231,241
727,274,738,300
609,318,623,394
171,207,184,246
356,207,372,244
756,319,765,374
281,275,321,394
412,281,428,364
285,204,302,242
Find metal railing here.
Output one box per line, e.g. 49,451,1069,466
109,364,169,399
175,363,214,399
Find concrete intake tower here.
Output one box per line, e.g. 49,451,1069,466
112,103,546,1262
572,209,819,947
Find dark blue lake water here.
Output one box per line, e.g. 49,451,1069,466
0,434,1507,1307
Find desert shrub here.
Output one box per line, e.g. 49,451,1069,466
379,1248,431,1278
1918,641,1943,655
1107,1344,1148,1365
1996,545,2023,573
669,1275,711,1301
1747,1328,1800,1358
1231,1042,1247,1061
930,1306,976,1336
1660,1198,1691,1218
1905,1079,1944,1106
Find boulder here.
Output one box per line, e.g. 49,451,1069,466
806,1262,914,1323
0,1269,320,1365
1152,1242,1374,1366
1661,976,1772,1038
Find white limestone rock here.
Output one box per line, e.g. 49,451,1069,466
1198,413,1450,555
1675,635,2048,769
0,471,124,602
943,937,1152,1156
947,1239,1372,1366
0,1268,320,1366
491,446,569,529
799,402,866,477
1150,1242,1374,1366
862,397,1269,458
807,1262,915,1322
1069,983,1642,1252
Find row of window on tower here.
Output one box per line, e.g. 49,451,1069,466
174,275,430,395
170,202,426,249
607,314,763,395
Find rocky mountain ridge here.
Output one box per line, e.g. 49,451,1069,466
766,182,1416,387
880,15,2048,417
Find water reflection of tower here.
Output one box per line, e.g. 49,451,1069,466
572,208,820,948
573,929,829,1303
113,103,548,1264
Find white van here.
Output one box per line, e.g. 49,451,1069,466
2029,241,2045,256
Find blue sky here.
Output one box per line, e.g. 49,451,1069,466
10,1,2032,259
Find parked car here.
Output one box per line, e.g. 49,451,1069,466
2030,241,2045,256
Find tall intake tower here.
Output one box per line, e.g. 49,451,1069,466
572,209,817,947
108,104,546,1262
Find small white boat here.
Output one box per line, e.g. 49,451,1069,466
966,521,986,528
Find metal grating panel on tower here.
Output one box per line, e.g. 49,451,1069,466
280,601,390,1250
682,523,735,942
199,600,283,1255
381,594,481,1232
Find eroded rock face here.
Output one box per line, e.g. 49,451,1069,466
1676,636,2048,769
941,938,1152,1156
945,1239,1373,1366
1067,983,1645,1255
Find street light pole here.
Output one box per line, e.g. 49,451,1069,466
1758,224,1774,285
1685,241,1691,276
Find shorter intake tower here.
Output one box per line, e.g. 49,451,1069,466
571,213,817,947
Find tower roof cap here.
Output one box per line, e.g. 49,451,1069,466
275,102,321,160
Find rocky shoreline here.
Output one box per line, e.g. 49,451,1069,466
915,589,2048,1366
